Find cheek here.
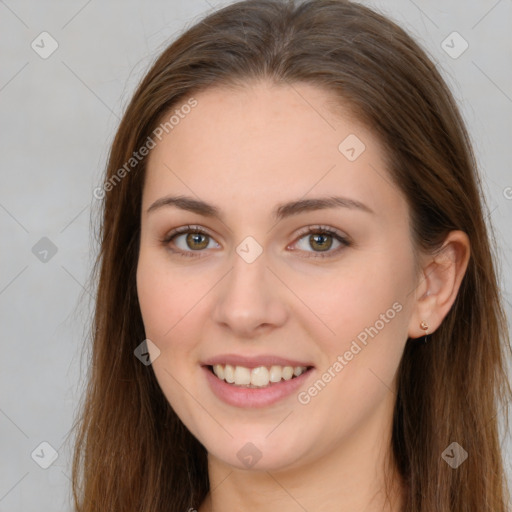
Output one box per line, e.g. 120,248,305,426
136,259,171,340
300,250,413,386
296,281,407,443
300,258,403,340
136,253,203,421
136,250,198,342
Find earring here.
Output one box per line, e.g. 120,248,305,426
419,320,429,344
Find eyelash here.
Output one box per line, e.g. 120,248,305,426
160,224,351,259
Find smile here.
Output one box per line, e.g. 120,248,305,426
202,364,315,408
210,364,309,388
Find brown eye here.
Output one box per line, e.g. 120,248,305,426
291,226,351,258
184,232,210,250
162,225,220,257
308,233,333,252
162,225,350,259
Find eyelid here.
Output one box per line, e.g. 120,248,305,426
161,224,351,258
162,224,210,239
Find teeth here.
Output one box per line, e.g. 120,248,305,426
211,364,308,388
269,365,282,383
234,366,251,385
224,364,235,383
282,366,294,380
213,364,224,380
251,366,269,386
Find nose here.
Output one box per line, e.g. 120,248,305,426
212,247,288,338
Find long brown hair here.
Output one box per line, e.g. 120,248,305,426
70,0,511,510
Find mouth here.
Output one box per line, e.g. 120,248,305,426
201,354,315,407
205,363,314,389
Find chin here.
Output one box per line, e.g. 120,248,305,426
201,431,311,472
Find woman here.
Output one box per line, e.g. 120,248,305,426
72,0,511,510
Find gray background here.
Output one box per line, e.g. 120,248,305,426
1,0,511,510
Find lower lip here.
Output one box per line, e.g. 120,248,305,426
202,366,314,408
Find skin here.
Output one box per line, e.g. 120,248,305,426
136,80,470,512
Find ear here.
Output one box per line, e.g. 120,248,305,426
408,230,470,339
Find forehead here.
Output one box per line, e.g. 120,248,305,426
152,80,361,163
143,80,406,224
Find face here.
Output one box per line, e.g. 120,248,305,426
136,80,420,472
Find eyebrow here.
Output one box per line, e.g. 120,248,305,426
146,194,374,221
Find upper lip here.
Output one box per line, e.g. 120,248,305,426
202,354,314,369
